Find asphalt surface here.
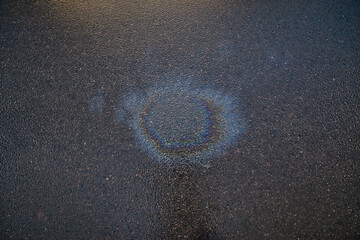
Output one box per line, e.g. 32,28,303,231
1,0,359,239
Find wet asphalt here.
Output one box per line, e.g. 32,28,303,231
1,0,359,239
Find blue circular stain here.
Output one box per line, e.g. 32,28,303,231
123,81,244,165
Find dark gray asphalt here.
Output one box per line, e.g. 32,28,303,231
1,0,359,239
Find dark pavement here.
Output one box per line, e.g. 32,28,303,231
1,0,359,239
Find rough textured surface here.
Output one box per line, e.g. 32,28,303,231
1,0,359,239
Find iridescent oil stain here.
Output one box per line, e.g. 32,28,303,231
140,93,222,154
122,80,245,165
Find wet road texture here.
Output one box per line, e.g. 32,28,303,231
1,0,359,239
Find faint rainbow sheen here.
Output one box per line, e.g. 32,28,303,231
120,81,245,165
